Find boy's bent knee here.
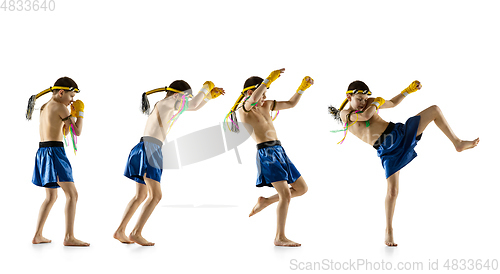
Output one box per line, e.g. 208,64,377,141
293,184,308,196
430,105,441,114
300,184,308,195
46,191,58,202
135,192,148,202
280,189,292,202
67,192,78,202
291,178,308,196
386,189,398,198
47,195,58,203
64,189,78,201
150,192,162,204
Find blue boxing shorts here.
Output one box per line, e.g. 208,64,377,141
374,116,423,179
124,136,163,185
32,141,74,188
256,140,301,188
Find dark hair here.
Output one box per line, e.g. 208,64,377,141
243,76,264,95
141,80,192,115
53,76,79,93
347,80,369,92
166,80,192,97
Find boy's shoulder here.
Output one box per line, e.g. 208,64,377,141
44,100,69,118
154,98,178,114
156,97,175,108
262,99,273,108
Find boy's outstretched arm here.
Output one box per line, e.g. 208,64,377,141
380,81,422,109
187,95,208,111
186,91,205,110
186,87,225,111
271,76,314,111
244,68,285,110
186,81,214,111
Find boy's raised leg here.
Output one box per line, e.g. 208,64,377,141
114,183,148,244
385,171,399,247
129,175,161,246
416,105,479,151
58,181,89,246
249,176,308,217
32,188,58,244
272,180,300,247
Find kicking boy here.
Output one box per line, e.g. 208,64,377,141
114,80,224,246
329,80,480,246
26,76,89,246
225,68,313,247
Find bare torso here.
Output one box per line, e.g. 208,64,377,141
143,97,177,142
341,110,390,146
39,99,67,142
238,100,279,143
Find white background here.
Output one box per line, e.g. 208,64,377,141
0,0,498,273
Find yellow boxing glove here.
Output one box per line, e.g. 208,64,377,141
204,87,225,102
71,100,84,118
199,81,215,97
371,97,385,110
210,87,224,99
401,80,420,97
296,76,314,95
262,69,282,88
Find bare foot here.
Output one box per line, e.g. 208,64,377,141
385,228,397,247
455,138,480,152
249,196,269,217
113,230,134,244
274,237,301,247
63,237,90,247
129,232,155,246
32,235,51,244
